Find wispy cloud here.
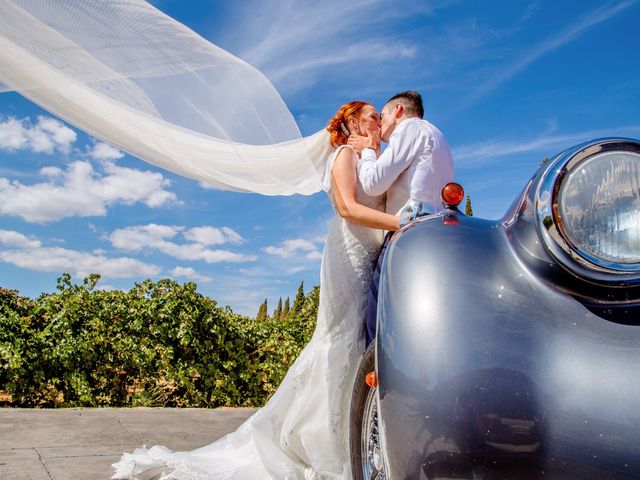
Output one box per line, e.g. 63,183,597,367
219,0,437,97
265,41,417,86
454,125,640,164
169,266,212,284
463,0,639,107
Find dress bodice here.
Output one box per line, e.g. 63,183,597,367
325,145,386,256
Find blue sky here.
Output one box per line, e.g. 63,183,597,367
1,0,639,315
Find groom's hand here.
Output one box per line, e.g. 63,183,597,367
365,125,381,149
347,133,368,155
348,127,379,155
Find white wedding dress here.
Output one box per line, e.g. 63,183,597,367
112,145,386,480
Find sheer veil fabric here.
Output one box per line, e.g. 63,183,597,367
0,0,333,195
111,146,385,479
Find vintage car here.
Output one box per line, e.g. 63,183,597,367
350,138,640,479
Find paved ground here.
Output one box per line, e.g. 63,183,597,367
0,407,256,480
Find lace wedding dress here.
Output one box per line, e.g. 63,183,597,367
112,145,386,480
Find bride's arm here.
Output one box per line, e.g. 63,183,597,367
331,148,400,231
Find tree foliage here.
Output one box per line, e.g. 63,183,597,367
256,298,268,322
290,281,305,317
0,275,319,408
282,297,290,318
273,297,282,321
465,195,473,216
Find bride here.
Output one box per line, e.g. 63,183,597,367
112,101,399,480
0,3,398,478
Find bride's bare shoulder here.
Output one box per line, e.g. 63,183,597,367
333,145,358,166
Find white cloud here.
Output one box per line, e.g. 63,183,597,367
263,238,323,261
306,250,323,261
108,224,256,263
88,142,125,161
110,224,182,249
0,160,177,223
0,229,41,248
183,226,244,245
0,116,76,154
161,242,253,263
170,266,212,283
0,246,160,279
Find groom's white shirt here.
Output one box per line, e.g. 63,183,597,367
357,117,454,214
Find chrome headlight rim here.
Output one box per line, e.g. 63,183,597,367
535,138,640,284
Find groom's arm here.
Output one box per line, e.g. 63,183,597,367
357,123,418,197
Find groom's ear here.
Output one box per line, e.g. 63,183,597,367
395,103,405,119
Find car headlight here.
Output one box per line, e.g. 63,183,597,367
536,139,640,281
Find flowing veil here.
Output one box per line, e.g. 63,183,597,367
0,0,333,195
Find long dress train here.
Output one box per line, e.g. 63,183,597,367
112,145,385,480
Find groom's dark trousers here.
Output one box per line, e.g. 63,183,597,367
365,232,393,346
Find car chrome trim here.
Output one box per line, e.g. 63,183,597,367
534,137,640,284
361,386,386,479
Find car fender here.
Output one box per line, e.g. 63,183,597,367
376,212,640,479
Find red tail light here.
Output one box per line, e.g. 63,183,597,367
441,182,464,207
365,371,378,388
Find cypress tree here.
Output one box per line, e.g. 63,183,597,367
283,297,290,318
273,297,282,320
291,281,305,316
465,195,473,217
256,298,268,322
301,285,320,320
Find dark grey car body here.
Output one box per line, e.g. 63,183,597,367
374,138,640,479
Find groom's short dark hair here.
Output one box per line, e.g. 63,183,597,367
386,90,424,119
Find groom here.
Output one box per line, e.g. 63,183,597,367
348,90,454,345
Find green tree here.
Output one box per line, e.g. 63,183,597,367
290,281,305,317
256,298,268,322
282,297,290,318
465,195,473,216
301,286,320,320
273,297,282,320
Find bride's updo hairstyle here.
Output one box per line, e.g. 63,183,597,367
326,101,370,147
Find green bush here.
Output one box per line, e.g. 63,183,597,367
0,275,318,408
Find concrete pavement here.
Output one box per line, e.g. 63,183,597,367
0,407,256,480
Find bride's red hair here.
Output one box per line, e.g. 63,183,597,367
326,101,370,147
